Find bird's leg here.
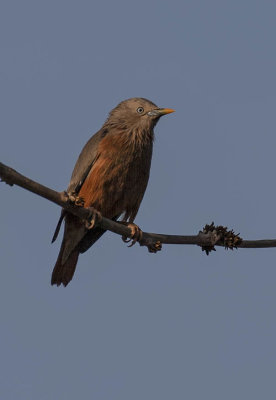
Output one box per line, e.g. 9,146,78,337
63,190,85,207
85,207,102,229
121,222,143,247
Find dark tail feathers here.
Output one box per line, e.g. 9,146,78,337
51,210,65,243
51,241,79,287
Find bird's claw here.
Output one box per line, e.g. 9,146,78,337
85,207,102,229
64,191,85,207
122,223,143,247
74,196,85,207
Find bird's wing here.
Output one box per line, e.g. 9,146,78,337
67,129,105,194
52,129,105,243
78,215,120,254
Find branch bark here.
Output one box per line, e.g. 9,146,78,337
1,161,276,251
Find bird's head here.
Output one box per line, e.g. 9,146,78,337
105,98,174,133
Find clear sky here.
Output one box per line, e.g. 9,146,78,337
1,0,276,399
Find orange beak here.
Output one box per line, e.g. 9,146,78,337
156,108,175,115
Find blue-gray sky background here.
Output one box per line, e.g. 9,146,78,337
1,1,276,399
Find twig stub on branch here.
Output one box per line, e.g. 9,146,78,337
200,222,243,255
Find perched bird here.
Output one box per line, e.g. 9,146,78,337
51,98,174,286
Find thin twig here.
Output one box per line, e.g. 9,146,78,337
1,161,276,251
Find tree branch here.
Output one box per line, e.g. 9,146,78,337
1,161,276,252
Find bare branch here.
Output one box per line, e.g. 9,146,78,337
1,161,276,251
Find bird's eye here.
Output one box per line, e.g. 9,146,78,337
136,107,144,114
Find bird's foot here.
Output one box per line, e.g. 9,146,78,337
64,191,85,207
122,222,143,247
85,207,102,229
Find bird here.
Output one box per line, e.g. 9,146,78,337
51,97,174,287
